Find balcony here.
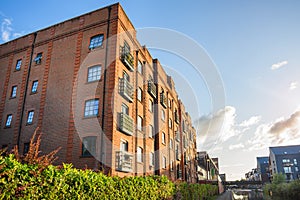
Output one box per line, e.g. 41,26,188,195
115,151,133,173
119,78,133,102
160,92,167,108
148,80,157,98
118,112,134,136
121,47,134,71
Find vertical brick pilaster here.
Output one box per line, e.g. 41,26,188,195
66,21,84,162
13,44,32,145
0,42,16,130
38,27,55,129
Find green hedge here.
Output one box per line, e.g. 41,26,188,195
175,182,218,200
0,154,217,199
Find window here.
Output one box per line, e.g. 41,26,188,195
170,138,173,149
170,160,174,171
161,110,165,121
149,125,154,138
137,61,143,74
137,147,143,163
283,159,290,163
149,99,153,112
27,111,34,125
23,143,30,155
34,53,42,64
31,80,38,93
121,103,129,115
89,34,104,49
168,99,172,109
82,136,96,156
294,159,298,165
124,41,130,54
15,59,22,71
163,156,167,169
150,152,154,166
137,116,143,131
137,87,142,102
120,140,128,152
84,99,99,117
87,65,101,82
5,114,12,128
162,132,166,144
123,70,130,81
11,86,17,98
169,118,172,128
283,166,292,173
295,167,299,172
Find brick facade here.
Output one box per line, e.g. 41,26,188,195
0,3,197,183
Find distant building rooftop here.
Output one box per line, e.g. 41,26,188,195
270,145,300,155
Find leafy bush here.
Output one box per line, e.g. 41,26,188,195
175,181,218,200
263,173,300,200
0,154,175,199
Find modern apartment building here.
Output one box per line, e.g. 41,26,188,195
0,3,197,182
196,151,220,182
256,156,270,183
269,145,300,181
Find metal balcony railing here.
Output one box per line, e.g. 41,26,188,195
148,80,157,98
115,151,133,172
120,78,133,102
118,112,134,136
121,47,134,71
160,92,167,108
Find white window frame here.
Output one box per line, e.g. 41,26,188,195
137,115,143,131
161,109,165,121
11,86,17,98
27,111,34,125
84,99,99,117
137,87,142,102
87,65,101,82
162,132,166,144
82,136,96,156
89,34,104,49
5,114,12,127
137,147,143,163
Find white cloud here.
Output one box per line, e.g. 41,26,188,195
1,18,12,42
195,106,260,151
248,110,300,150
239,116,261,127
229,143,245,150
271,60,288,70
289,81,298,90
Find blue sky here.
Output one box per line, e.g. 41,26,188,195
1,0,300,180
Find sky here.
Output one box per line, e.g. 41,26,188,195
1,0,300,181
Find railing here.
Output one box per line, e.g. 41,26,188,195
118,112,134,136
160,92,167,108
119,78,133,102
148,80,157,98
115,151,133,172
121,47,134,71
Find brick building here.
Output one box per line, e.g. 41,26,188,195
0,3,197,182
